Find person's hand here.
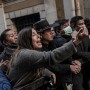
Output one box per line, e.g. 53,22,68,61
70,65,81,74
72,25,88,45
50,73,56,84
0,60,9,68
72,60,81,66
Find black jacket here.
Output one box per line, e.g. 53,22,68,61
0,45,17,61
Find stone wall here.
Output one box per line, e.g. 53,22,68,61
83,0,90,18
4,0,58,30
5,4,46,29
0,4,6,33
63,0,75,19
80,0,90,18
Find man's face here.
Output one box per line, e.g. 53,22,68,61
6,30,18,45
42,29,54,42
77,19,85,28
61,23,69,30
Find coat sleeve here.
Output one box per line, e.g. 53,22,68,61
0,68,12,90
20,40,77,69
74,52,90,64
48,64,70,74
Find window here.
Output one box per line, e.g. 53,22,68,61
11,13,40,32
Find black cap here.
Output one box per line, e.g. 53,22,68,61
50,23,59,28
33,19,51,33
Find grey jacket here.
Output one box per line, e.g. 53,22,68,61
8,40,77,89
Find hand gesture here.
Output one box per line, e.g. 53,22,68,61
72,25,88,45
70,64,81,74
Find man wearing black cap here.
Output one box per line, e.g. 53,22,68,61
34,20,57,90
34,19,54,51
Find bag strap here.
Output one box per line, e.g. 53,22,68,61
13,77,49,90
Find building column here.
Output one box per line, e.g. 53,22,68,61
74,0,81,16
55,0,65,19
63,0,75,19
44,0,57,24
80,0,84,17
0,3,6,33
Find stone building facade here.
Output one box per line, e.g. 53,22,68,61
0,0,58,32
0,0,90,32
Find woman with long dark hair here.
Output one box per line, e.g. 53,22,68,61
8,27,87,90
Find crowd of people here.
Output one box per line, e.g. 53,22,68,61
0,16,90,90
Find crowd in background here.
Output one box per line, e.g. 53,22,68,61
0,16,90,90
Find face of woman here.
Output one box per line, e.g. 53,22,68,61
32,28,42,49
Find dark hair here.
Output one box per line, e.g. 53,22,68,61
0,29,11,45
84,18,90,25
84,18,90,34
70,16,83,28
60,19,68,25
18,27,33,49
54,20,61,32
